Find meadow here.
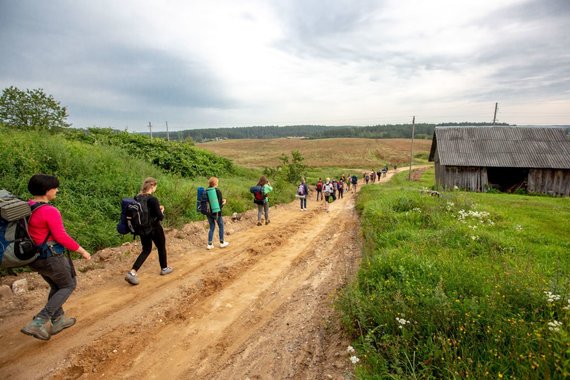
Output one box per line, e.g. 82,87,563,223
197,137,432,170
340,168,570,378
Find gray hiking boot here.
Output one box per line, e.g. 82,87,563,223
125,272,139,285
51,315,76,335
21,317,50,340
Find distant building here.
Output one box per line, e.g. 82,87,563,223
428,126,570,196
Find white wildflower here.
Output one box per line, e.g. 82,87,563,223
347,346,355,354
564,300,570,311
548,320,562,332
412,207,421,213
350,356,360,364
396,317,410,327
545,291,561,303
471,235,479,241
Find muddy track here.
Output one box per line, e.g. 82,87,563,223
0,181,372,379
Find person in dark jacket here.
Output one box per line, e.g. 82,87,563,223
125,177,172,285
206,176,229,250
298,177,309,210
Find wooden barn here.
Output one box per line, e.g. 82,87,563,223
428,126,570,196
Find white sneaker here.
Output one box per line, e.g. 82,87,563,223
207,244,214,250
219,241,229,248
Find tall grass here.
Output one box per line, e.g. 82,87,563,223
0,127,296,257
339,168,570,379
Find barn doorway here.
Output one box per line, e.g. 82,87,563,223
487,167,528,192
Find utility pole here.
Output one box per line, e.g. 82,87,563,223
492,102,498,124
165,121,170,141
148,122,153,139
408,116,415,180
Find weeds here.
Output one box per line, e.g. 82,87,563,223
340,168,570,378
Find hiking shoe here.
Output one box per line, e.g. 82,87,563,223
21,317,50,340
265,220,270,225
125,272,139,285
256,221,262,226
207,244,214,250
219,241,229,248
160,267,173,276
51,315,76,335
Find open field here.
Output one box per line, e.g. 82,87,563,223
197,138,432,169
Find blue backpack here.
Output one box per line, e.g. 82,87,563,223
196,187,211,216
117,195,153,236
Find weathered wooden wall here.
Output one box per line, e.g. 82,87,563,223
528,169,570,196
435,164,488,192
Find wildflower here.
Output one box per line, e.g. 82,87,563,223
350,356,360,364
470,235,479,241
544,291,561,303
563,299,570,311
347,346,355,354
515,224,523,231
547,320,562,332
396,317,410,328
412,207,421,213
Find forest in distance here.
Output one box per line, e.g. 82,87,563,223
150,122,521,142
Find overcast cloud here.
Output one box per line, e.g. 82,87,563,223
0,0,568,131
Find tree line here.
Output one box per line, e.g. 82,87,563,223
153,122,512,142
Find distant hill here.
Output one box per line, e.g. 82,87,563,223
152,122,513,142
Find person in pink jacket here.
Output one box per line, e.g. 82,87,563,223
21,174,91,341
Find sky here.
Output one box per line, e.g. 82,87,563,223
1,0,569,132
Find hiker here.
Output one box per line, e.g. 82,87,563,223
323,178,334,212
346,175,351,191
351,174,358,193
204,177,229,249
337,178,344,199
125,177,172,286
297,177,309,211
255,175,273,225
365,173,370,184
315,177,323,201
21,174,92,341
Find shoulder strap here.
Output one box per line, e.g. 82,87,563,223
29,202,51,245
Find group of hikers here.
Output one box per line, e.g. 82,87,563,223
15,173,277,341
16,167,392,341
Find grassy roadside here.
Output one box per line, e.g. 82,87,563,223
0,128,296,256
339,168,570,378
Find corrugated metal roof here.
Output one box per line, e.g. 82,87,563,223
429,126,570,168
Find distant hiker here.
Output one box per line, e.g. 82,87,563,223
254,176,273,225
351,174,358,193
365,173,370,184
323,178,334,212
21,174,92,341
377,170,382,180
125,177,172,286
382,166,388,177
337,178,344,199
297,177,309,211
204,177,229,250
346,175,351,191
315,178,323,201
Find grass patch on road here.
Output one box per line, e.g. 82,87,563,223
340,168,570,379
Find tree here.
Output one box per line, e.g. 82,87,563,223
0,86,71,131
264,150,307,184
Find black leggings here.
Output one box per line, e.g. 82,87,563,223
132,224,167,270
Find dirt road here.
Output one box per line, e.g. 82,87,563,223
0,181,383,379
1,167,424,379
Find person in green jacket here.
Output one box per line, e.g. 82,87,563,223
256,176,273,226
206,177,229,249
